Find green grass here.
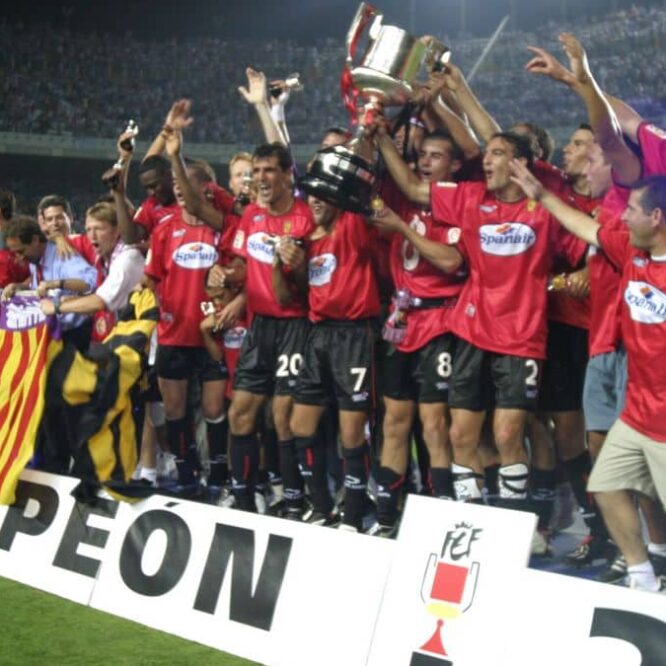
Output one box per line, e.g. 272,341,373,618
0,577,262,666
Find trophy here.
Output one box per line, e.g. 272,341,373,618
101,120,139,189
269,72,303,98
299,3,450,214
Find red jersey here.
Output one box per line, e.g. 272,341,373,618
0,249,29,287
67,234,98,265
145,210,224,347
232,199,314,318
547,187,601,330
306,212,380,323
134,197,180,236
598,228,666,442
385,182,466,352
431,181,585,359
587,184,630,356
637,122,666,177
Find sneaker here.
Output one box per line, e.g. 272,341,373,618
366,521,397,538
338,523,359,534
284,507,304,521
596,554,628,585
530,528,551,556
156,452,178,482
306,510,341,527
217,486,236,509
564,535,614,567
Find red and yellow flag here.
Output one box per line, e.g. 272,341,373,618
0,296,62,504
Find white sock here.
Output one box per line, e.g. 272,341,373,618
627,560,660,591
648,542,666,558
140,467,157,483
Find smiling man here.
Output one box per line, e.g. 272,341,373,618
40,202,144,330
224,142,314,514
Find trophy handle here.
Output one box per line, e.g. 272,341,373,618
420,553,438,604
424,39,452,73
345,3,381,64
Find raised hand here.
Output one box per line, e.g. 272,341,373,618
558,33,592,86
441,63,465,93
238,67,268,106
509,158,544,201
369,202,404,233
163,127,183,157
165,99,194,132
525,45,577,86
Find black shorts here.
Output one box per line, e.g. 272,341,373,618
448,339,541,411
539,321,588,412
155,345,228,382
381,333,457,403
294,319,377,411
233,315,310,396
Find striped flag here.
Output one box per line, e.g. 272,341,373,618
0,296,62,504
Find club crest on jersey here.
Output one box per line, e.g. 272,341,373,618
646,124,666,140
447,227,461,244
223,326,247,349
479,222,536,256
308,253,337,286
247,232,277,264
172,242,218,269
625,281,666,324
283,221,292,234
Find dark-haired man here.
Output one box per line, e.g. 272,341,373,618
376,130,585,515
223,142,314,513
134,156,180,238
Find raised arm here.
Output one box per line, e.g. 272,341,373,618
509,158,600,247
238,68,286,147
526,35,641,185
442,64,501,144
373,122,430,205
163,100,225,231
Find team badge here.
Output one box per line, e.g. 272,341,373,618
283,221,292,234
447,227,461,245
527,199,537,212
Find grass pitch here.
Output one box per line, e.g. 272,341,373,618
0,577,261,666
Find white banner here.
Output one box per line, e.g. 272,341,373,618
90,494,394,666
368,495,536,666
0,469,123,604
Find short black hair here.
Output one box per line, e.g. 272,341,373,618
633,175,666,216
253,143,293,172
578,122,593,133
37,194,74,221
490,131,535,169
421,129,464,163
0,188,16,220
5,215,45,245
138,155,171,176
517,122,555,162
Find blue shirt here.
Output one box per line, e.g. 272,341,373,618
29,241,98,330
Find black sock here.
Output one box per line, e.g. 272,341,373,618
261,426,280,486
208,455,228,487
430,467,454,499
278,439,304,510
342,443,370,529
296,435,332,514
206,417,228,460
484,464,500,497
166,417,189,458
230,433,259,510
531,467,557,530
376,466,405,527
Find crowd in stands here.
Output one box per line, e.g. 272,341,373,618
2,5,666,146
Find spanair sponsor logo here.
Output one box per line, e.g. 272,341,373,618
172,242,218,270
624,281,666,324
479,222,536,256
308,253,337,286
646,124,666,140
223,326,247,349
246,232,277,264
